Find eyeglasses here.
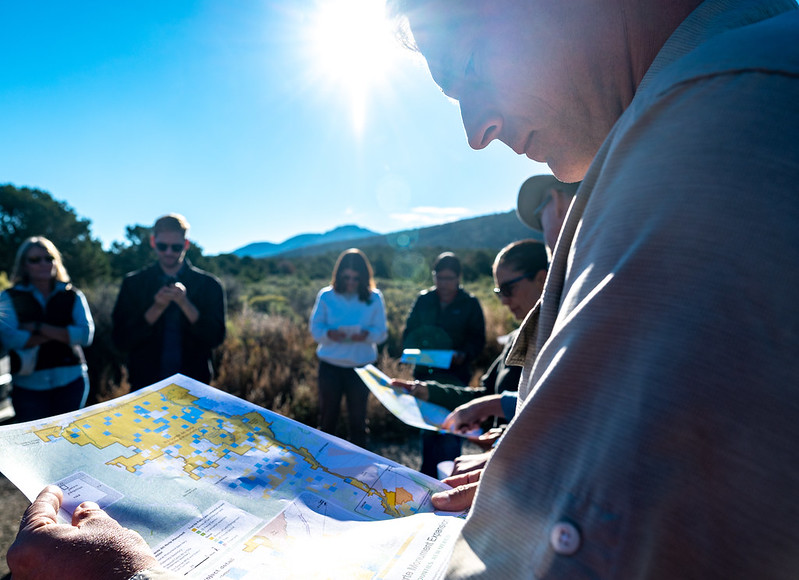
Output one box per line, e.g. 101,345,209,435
27,255,55,265
433,273,459,282
155,242,185,253
494,274,530,298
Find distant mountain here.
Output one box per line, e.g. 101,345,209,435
231,211,542,259
232,225,378,258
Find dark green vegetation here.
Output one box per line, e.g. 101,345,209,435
1,184,521,440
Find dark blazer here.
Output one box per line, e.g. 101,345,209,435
112,260,226,389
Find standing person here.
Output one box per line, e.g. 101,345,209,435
402,251,486,477
112,214,226,391
0,237,94,422
309,248,387,448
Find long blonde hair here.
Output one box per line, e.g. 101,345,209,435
11,237,70,286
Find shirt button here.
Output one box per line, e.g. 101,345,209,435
550,521,581,555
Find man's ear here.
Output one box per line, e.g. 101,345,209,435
149,235,156,249
183,239,190,251
534,269,548,286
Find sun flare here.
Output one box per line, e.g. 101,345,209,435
306,0,401,133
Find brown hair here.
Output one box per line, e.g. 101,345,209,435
331,248,376,302
493,239,549,277
152,213,190,238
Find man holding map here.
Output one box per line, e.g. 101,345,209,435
7,0,799,578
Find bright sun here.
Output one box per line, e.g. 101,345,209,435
306,0,401,134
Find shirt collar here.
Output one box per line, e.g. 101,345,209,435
638,0,796,93
506,301,541,367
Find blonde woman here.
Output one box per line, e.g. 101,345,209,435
0,237,94,422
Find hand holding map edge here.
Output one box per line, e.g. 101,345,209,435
357,365,482,438
430,469,483,512
8,485,160,580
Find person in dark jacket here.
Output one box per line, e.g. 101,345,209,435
402,251,486,476
112,214,225,391
395,240,548,426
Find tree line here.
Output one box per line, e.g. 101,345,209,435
0,184,499,291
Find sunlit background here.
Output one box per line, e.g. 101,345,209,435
0,0,548,254
305,0,403,135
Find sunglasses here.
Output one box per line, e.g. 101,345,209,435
27,255,55,265
494,274,530,298
341,275,360,282
155,242,185,253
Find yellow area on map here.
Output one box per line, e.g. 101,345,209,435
31,383,417,517
34,384,282,481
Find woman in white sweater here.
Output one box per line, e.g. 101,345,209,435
309,248,387,447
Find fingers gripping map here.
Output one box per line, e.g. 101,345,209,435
0,375,465,579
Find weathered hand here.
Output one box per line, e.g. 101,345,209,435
451,450,493,476
442,395,503,434
7,486,159,580
431,469,483,512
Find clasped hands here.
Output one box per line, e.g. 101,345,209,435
326,329,369,342
154,281,188,308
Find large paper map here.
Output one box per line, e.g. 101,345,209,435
356,365,481,439
0,375,465,579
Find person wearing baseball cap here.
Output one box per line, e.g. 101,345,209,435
516,175,580,255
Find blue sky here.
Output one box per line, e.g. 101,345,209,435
0,0,548,255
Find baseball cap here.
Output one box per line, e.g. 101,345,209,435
516,175,581,232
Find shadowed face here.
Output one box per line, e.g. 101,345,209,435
433,268,460,303
24,245,56,284
151,231,188,273
493,264,544,321
340,268,361,294
407,0,625,182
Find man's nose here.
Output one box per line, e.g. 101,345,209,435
461,101,503,150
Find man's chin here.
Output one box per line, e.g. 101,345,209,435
547,161,587,185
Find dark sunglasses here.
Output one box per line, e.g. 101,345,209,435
27,255,55,265
155,242,185,253
494,274,530,298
